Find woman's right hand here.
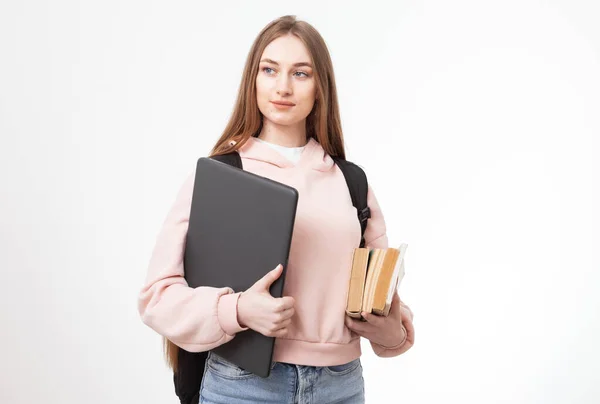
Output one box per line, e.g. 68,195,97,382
236,264,295,338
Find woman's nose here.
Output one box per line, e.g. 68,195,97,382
276,75,292,95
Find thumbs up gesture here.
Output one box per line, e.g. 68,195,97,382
237,264,296,338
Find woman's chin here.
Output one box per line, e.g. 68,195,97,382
264,114,307,127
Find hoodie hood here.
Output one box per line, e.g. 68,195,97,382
237,136,335,172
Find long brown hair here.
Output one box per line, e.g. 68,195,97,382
164,14,346,371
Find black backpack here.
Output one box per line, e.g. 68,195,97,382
173,151,371,404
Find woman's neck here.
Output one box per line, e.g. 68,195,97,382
257,119,308,147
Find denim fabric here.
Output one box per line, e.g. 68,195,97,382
199,351,365,404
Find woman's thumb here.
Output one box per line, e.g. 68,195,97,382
254,264,283,290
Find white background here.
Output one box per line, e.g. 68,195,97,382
1,1,599,403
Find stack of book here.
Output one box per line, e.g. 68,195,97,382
346,243,408,319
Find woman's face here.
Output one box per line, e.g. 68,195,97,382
256,34,317,127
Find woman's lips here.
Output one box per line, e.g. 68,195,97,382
271,101,295,109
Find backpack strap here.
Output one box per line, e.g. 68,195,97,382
331,157,371,248
173,347,204,404
211,151,243,169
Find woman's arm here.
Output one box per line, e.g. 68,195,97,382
362,183,415,357
137,169,247,352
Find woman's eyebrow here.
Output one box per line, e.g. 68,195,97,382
260,58,313,68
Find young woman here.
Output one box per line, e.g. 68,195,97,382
138,15,415,404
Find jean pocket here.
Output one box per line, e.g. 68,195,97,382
207,353,257,380
323,358,362,376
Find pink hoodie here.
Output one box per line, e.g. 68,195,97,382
137,137,409,366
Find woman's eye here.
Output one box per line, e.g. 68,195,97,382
261,67,309,77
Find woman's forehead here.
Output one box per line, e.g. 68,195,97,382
260,35,312,66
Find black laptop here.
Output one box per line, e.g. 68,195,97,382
183,157,299,378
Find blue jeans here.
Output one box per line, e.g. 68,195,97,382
200,351,365,404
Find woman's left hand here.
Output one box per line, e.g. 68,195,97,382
345,292,414,349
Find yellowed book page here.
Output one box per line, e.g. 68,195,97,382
362,249,384,313
370,244,408,316
371,248,400,314
346,248,370,315
386,243,407,306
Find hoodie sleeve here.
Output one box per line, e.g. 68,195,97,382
137,169,248,353
362,183,414,358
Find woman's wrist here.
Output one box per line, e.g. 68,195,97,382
377,324,407,350
236,291,247,328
